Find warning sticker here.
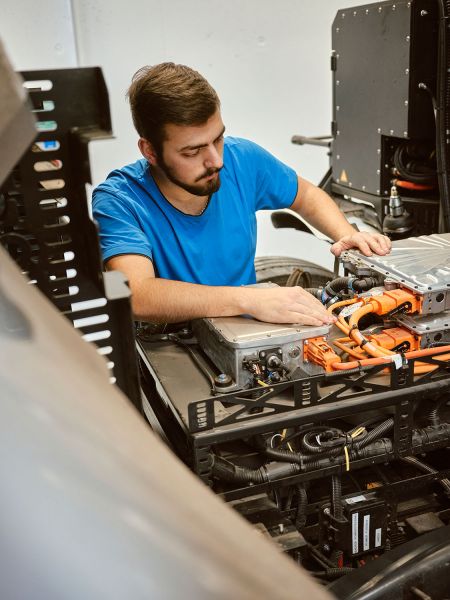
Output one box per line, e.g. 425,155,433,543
340,169,349,182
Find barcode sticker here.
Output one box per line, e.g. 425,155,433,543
363,515,370,551
352,512,359,554
375,528,382,547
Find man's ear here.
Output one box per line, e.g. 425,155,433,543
138,138,157,165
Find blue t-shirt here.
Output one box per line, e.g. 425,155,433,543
92,137,298,286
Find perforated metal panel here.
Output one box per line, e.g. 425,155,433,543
0,68,141,409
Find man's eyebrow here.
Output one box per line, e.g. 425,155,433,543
179,126,226,152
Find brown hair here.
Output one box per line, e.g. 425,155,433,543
127,62,220,154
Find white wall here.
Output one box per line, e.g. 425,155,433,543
1,0,78,70
2,0,377,270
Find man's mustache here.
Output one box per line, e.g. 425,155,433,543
195,167,222,182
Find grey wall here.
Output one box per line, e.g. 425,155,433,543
2,0,378,269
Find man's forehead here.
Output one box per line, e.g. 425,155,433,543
164,111,225,147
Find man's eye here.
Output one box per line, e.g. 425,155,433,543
183,150,199,157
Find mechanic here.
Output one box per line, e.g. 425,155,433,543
92,62,391,326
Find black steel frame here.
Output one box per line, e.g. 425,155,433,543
137,338,450,499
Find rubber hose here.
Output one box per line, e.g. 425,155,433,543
212,456,267,484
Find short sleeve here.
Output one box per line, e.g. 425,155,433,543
233,140,298,211
92,190,153,264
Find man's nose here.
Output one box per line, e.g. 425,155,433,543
204,145,223,170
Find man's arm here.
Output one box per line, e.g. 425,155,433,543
291,176,391,257
107,254,335,326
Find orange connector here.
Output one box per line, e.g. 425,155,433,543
304,337,341,372
368,288,421,315
368,327,420,352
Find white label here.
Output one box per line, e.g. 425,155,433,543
363,515,370,551
360,288,384,297
392,354,403,370
352,512,359,554
346,495,366,504
375,528,382,547
340,302,363,318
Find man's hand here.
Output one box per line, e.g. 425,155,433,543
243,286,336,326
330,231,391,258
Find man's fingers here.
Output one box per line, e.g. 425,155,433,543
330,241,343,257
286,312,326,327
288,302,334,324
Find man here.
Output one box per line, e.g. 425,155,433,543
92,63,391,326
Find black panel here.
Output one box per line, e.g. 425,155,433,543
331,0,437,196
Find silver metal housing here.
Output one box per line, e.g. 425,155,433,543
395,311,450,348
342,234,450,314
192,316,328,389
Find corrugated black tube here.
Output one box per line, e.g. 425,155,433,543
296,485,308,529
354,418,394,450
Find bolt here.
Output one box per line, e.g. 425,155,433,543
260,351,266,358
323,544,331,553
406,35,410,42
421,9,428,16
405,68,409,75
377,128,382,134
278,348,283,355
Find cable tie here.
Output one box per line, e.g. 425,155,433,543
360,338,369,347
344,446,350,472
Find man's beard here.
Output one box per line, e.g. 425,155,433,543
157,156,222,196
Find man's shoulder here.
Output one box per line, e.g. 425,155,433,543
224,136,261,154
224,136,273,166
94,158,148,197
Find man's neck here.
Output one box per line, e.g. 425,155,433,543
150,165,208,215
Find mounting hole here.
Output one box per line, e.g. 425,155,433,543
434,332,443,342
436,293,445,303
